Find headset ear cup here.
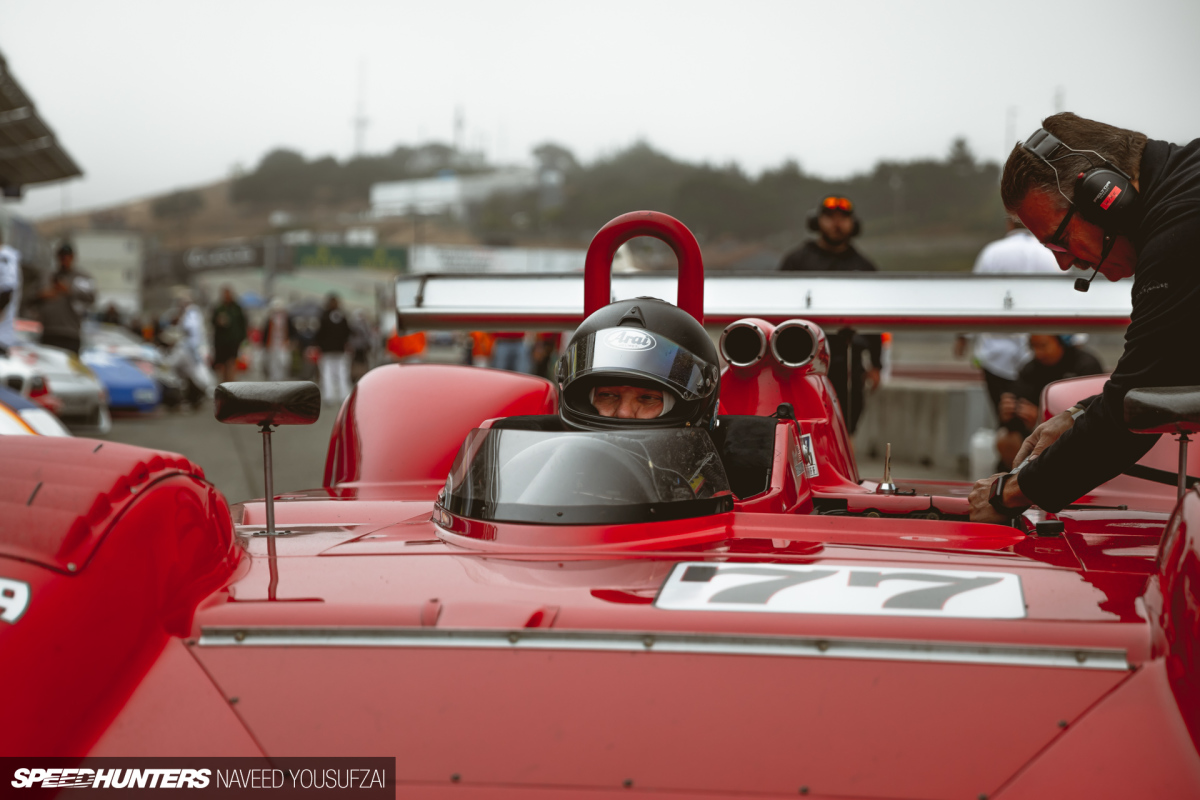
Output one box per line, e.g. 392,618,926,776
1074,167,1137,231
852,217,862,237
806,211,819,232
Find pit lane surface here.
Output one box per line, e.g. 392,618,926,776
99,405,337,505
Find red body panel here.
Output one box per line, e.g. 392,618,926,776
191,644,1123,800
0,438,239,757
324,363,557,487
719,361,859,487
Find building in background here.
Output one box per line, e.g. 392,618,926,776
370,169,539,221
61,231,144,316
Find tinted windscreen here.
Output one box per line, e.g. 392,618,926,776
440,428,733,525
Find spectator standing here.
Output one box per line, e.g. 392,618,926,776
996,335,1104,469
779,195,882,433
36,242,95,354
260,298,297,381
347,309,374,382
0,231,20,356
100,303,122,325
955,218,1064,421
210,285,248,382
166,287,212,409
315,293,352,406
490,331,531,373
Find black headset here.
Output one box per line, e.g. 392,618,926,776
1021,128,1138,234
807,196,861,237
1022,128,1139,292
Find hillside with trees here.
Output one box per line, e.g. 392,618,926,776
41,136,1007,272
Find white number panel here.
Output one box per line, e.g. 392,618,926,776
655,563,1025,619
0,577,31,624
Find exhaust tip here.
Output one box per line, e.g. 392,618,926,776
720,322,768,368
771,322,817,368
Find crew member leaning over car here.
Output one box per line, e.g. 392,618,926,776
970,112,1200,522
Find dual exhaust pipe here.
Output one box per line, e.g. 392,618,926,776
719,318,827,371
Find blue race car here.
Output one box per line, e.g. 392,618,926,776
79,350,161,413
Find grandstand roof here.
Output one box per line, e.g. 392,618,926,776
0,49,82,196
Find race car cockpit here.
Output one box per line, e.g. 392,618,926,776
437,294,738,525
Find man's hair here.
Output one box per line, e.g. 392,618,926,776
1000,112,1147,212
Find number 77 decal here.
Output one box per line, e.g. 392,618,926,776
847,571,1003,611
656,563,1025,619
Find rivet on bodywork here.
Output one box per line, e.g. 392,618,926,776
642,636,654,649
67,563,77,572
798,787,809,795
1074,651,1087,663
234,631,247,642
622,779,633,789
229,697,239,704
450,774,461,783
1057,720,1068,728
816,640,830,652
507,632,519,644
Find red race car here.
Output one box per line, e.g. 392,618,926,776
1,212,1197,798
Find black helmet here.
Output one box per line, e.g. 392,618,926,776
557,297,720,431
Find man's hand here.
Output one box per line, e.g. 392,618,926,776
1016,399,1039,428
969,474,1009,524
969,471,1031,523
865,367,881,393
1013,410,1077,465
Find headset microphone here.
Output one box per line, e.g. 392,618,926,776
1073,235,1115,293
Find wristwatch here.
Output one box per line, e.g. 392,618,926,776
988,472,1029,518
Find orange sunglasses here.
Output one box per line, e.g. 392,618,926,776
821,196,855,213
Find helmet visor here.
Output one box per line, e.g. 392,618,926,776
560,327,719,402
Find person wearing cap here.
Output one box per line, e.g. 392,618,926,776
778,195,882,433
35,241,95,354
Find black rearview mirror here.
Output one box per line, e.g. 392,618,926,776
214,381,321,426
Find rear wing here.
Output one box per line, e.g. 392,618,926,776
395,271,1133,333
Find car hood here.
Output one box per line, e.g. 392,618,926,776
186,502,1154,799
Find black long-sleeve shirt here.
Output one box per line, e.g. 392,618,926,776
1020,137,1200,512
779,241,884,371
315,308,351,353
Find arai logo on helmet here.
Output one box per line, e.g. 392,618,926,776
605,330,656,351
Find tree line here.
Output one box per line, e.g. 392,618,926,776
230,137,1006,245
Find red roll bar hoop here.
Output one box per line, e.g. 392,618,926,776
583,211,705,324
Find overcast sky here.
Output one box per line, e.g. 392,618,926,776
4,0,1198,220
